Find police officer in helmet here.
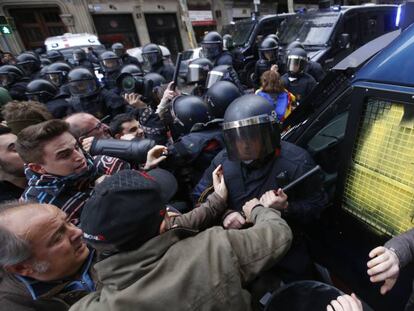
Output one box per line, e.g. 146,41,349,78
205,64,244,93
112,42,141,68
281,48,317,103
186,57,213,97
205,80,242,119
99,51,123,93
46,50,65,64
44,61,72,97
141,43,174,82
201,31,233,66
253,37,281,87
16,52,41,79
0,65,29,101
66,67,127,120
72,48,95,73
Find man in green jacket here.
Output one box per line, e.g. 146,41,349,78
70,166,293,311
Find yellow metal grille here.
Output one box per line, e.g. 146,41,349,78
343,99,414,236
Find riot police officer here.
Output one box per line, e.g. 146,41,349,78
46,50,65,64
44,61,72,96
66,67,127,119
112,42,141,68
253,37,281,87
201,31,233,66
204,80,242,119
205,64,244,93
0,65,29,101
99,51,123,93
16,52,41,79
186,57,213,97
167,94,225,195
281,48,317,103
25,79,71,118
141,43,174,82
72,48,95,73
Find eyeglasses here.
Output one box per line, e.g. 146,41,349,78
79,115,110,139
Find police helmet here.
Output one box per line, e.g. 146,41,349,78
286,41,305,52
40,58,52,68
205,81,242,119
25,79,58,103
187,58,213,84
16,52,41,75
45,62,72,87
223,34,234,50
259,38,279,62
67,67,98,98
120,64,143,76
223,94,280,161
171,95,212,136
205,65,230,89
47,50,65,63
73,48,86,62
201,32,223,61
112,42,126,58
265,34,280,43
0,65,25,87
287,48,308,76
142,43,163,66
144,72,166,87
100,51,122,73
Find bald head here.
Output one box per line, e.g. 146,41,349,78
65,113,111,139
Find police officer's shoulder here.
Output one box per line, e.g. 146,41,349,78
211,148,228,165
279,140,314,164
303,72,317,83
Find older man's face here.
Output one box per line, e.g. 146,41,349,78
6,204,89,281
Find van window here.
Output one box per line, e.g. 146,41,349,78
342,98,414,236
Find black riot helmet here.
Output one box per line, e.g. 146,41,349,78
142,43,163,67
205,81,242,119
44,62,72,87
144,72,166,87
0,65,25,87
67,67,98,98
266,34,280,43
259,38,279,62
223,94,280,161
112,42,126,58
286,41,305,62
201,31,223,61
46,50,65,63
287,48,308,76
25,79,58,103
40,58,52,67
171,95,212,137
187,58,213,84
16,52,41,76
205,64,230,89
100,51,122,73
73,48,87,62
120,64,143,76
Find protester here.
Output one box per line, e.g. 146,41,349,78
109,113,144,140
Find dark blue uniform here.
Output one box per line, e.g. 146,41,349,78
281,73,317,103
213,51,233,66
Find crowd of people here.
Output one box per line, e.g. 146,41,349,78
0,31,411,311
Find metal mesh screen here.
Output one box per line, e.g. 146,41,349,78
343,98,414,236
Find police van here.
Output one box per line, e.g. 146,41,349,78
281,8,414,310
278,3,398,70
44,33,106,64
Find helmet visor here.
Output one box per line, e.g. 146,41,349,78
223,116,278,161
47,72,63,87
0,74,12,87
287,56,306,74
142,52,159,66
201,43,222,60
19,62,35,75
187,64,205,83
113,48,124,58
102,59,121,71
205,70,224,89
69,79,97,97
260,48,278,61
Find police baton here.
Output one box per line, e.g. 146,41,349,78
281,165,321,192
171,52,182,91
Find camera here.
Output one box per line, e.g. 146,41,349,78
90,138,156,164
117,73,154,102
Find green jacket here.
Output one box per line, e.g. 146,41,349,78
70,206,292,311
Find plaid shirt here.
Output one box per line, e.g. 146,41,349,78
21,155,130,225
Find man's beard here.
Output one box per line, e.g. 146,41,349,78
0,160,25,177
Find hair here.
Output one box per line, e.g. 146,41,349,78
15,119,69,164
1,100,53,134
109,113,136,136
260,70,285,94
64,112,91,139
0,201,34,268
